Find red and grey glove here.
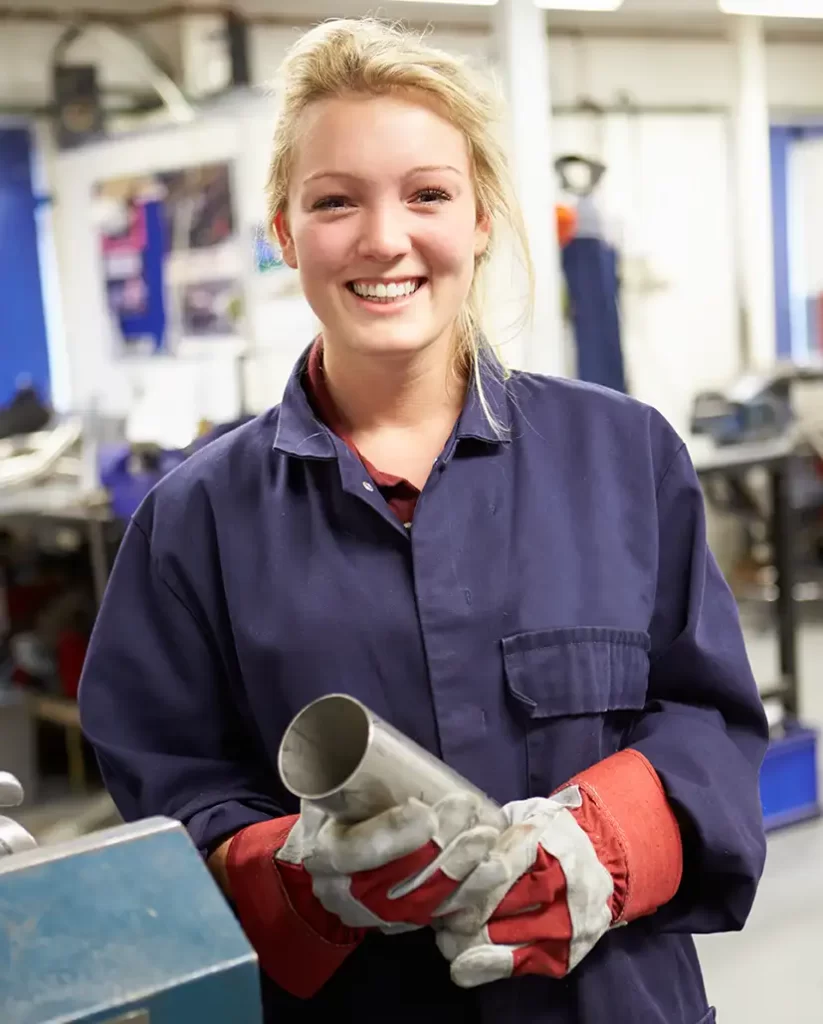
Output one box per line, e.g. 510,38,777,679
434,749,684,988
226,793,503,998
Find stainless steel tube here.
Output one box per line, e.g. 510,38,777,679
0,772,37,858
0,816,37,858
278,694,501,825
0,772,24,808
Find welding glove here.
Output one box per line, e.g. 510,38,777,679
226,792,503,998
433,750,684,989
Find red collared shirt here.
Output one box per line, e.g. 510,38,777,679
304,341,420,526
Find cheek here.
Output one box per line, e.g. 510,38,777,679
424,235,477,292
422,211,480,280
293,221,348,276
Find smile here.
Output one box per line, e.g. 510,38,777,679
347,278,426,303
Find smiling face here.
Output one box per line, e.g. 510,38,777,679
275,91,491,365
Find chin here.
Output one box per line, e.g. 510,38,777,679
345,322,452,360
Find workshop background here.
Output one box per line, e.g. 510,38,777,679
1,0,823,1021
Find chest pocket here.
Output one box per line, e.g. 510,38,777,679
502,626,650,797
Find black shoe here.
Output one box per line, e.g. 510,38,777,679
0,387,52,440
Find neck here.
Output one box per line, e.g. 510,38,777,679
320,337,466,435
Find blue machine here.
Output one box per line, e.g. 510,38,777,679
0,810,263,1024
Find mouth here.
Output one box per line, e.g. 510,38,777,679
346,277,427,305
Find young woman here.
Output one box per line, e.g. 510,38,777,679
79,18,768,1024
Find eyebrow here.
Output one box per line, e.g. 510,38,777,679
303,164,464,185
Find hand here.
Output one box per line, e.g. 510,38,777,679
226,791,504,998
434,788,613,987
433,750,684,989
279,792,504,934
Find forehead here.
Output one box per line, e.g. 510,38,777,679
291,92,472,185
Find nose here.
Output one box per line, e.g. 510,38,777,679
356,201,412,263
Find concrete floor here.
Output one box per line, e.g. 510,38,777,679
696,614,823,1023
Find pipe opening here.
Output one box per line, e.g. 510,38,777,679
279,694,371,800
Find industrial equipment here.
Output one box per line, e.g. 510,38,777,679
0,773,263,1024
691,363,823,447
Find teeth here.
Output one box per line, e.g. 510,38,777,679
352,279,421,301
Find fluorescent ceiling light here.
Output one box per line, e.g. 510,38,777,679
719,0,823,15
392,0,499,5
534,0,624,9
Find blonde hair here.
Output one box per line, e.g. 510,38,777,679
266,17,534,428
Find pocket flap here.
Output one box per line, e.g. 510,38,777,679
502,626,650,720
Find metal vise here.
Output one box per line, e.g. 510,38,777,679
0,778,263,1024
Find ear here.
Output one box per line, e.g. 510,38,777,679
474,208,492,259
273,210,298,269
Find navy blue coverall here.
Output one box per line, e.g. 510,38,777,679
79,350,768,1024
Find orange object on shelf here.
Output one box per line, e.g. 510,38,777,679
556,204,578,248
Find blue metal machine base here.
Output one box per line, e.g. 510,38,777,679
0,816,263,1024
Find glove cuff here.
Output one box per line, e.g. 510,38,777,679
568,749,683,924
227,816,364,999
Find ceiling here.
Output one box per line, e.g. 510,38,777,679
546,0,823,37
2,0,823,40
246,0,823,40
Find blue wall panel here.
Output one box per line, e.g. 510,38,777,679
770,123,823,362
770,125,793,361
0,128,50,404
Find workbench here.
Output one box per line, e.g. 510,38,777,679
0,483,119,609
691,434,800,715
0,484,121,796
691,434,820,829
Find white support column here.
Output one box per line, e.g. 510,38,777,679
732,15,777,371
492,0,565,376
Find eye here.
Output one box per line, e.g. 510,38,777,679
312,195,351,211
413,188,452,205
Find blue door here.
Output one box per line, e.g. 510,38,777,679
0,128,50,404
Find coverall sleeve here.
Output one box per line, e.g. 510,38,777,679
628,441,769,933
78,516,282,858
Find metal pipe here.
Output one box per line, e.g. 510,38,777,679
0,773,37,859
278,694,502,826
0,816,38,858
0,772,24,808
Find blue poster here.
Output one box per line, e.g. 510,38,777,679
94,162,242,352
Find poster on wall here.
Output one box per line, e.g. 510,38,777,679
93,162,245,353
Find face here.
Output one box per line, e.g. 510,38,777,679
275,92,490,363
